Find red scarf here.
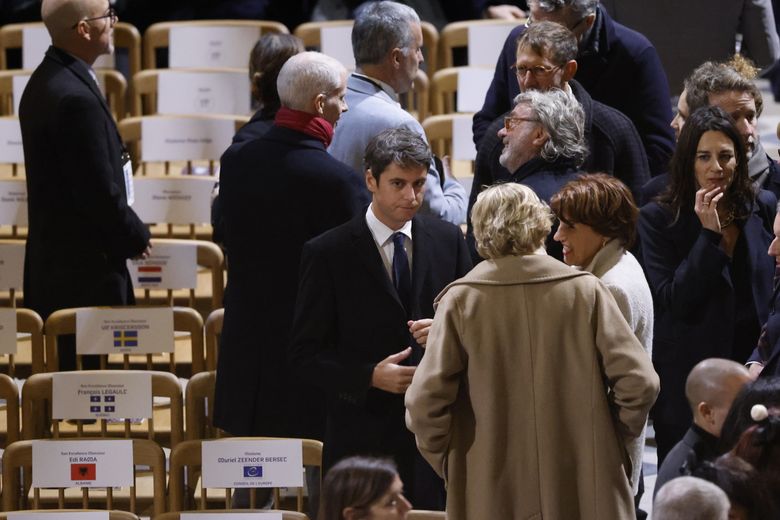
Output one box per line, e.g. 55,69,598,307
274,107,335,147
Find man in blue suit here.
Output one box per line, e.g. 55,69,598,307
291,128,472,510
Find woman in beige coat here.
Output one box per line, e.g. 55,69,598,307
405,183,659,520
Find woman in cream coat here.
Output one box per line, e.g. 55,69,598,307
405,183,659,520
551,173,654,501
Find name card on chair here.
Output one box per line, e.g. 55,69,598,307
0,307,17,354
132,176,215,225
321,26,356,70
157,70,251,115
32,439,133,488
76,307,175,355
128,241,197,289
140,117,235,162
0,241,24,290
52,371,152,420
467,23,516,67
181,515,282,520
169,26,261,68
202,439,304,488
11,74,30,115
452,115,478,161
0,118,24,163
0,178,28,225
21,26,114,69
9,513,109,520
456,67,495,113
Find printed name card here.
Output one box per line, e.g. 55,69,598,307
11,74,30,115
157,70,251,115
76,307,175,355
0,178,28,225
169,26,261,68
141,116,235,162
9,513,109,520
0,118,24,163
132,176,215,225
181,515,282,520
456,67,495,113
128,241,198,289
467,23,516,67
452,114,478,161
22,26,49,69
0,307,17,355
321,25,355,70
202,439,304,488
32,439,133,488
0,241,25,291
52,371,152,420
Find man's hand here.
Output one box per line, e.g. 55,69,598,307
371,347,416,393
408,319,433,347
133,242,152,260
485,5,526,19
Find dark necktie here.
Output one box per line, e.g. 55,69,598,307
392,232,412,315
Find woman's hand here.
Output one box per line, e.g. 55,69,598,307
694,186,724,233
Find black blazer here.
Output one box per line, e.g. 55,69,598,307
213,124,369,439
20,46,149,319
289,213,472,479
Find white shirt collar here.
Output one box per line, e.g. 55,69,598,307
366,203,413,246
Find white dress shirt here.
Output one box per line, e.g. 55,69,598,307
365,203,413,280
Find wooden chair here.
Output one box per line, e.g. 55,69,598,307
185,370,220,441
437,19,521,69
169,438,323,512
430,66,495,116
0,22,142,77
0,307,46,378
0,372,19,448
420,21,439,76
408,511,446,520
156,511,308,520
204,308,223,371
1,438,166,515
43,306,206,375
21,370,184,449
422,113,477,158
399,69,430,122
143,20,289,70
132,239,225,314
0,511,140,520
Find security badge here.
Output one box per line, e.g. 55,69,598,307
121,151,134,206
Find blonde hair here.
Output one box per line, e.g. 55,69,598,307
472,183,553,259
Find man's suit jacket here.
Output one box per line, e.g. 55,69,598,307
329,74,468,225
289,212,472,493
213,124,369,439
19,46,149,320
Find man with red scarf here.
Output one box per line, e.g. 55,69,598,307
214,51,369,447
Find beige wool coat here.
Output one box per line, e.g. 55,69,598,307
405,253,659,520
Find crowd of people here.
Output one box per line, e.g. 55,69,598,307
17,0,780,518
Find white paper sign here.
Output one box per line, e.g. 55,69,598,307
456,67,495,113
0,241,25,290
32,439,133,488
170,26,261,68
128,241,198,289
52,371,152,420
157,70,251,115
22,26,49,69
93,53,115,69
202,439,303,488
0,308,17,355
452,115,477,161
9,513,109,520
181,515,281,520
0,118,24,163
321,25,355,70
467,23,516,67
76,307,175,355
0,179,28,225
132,176,215,225
12,74,30,116
141,117,234,162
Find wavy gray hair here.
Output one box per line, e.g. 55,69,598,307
514,89,588,167
276,51,346,111
530,0,598,18
352,1,420,67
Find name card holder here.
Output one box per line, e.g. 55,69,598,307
467,23,517,67
452,114,478,161
201,439,304,489
169,26,261,68
76,307,175,358
32,439,134,488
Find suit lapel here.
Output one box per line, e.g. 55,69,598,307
350,216,405,310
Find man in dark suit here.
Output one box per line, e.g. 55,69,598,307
290,128,472,510
20,0,150,369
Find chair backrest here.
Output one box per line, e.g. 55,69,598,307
430,66,495,116
169,437,323,513
0,307,45,378
21,370,184,448
143,20,289,70
0,22,141,77
0,372,19,447
422,113,478,159
0,510,141,520
438,19,521,69
185,370,218,441
204,308,223,371
155,511,308,520
399,69,430,123
1,438,166,515
408,511,447,520
43,306,205,375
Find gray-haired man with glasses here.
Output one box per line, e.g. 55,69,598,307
20,0,150,371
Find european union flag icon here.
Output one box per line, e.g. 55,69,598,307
243,465,263,478
113,329,139,348
104,405,115,412
104,395,115,402
90,406,100,412
90,396,100,402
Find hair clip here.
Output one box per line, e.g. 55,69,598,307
751,404,769,422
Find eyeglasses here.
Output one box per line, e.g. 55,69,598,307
514,64,561,79
504,116,539,132
71,7,117,29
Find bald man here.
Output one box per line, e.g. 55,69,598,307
654,359,750,495
20,0,150,370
